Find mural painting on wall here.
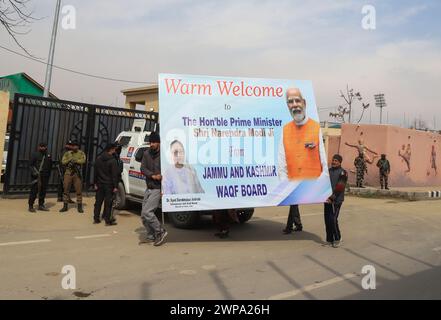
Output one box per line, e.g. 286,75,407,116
398,136,412,173
429,140,437,176
344,128,379,164
344,126,380,186
340,124,441,187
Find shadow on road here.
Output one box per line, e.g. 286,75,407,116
343,265,441,299
132,214,325,244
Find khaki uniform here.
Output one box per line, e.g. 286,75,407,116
61,150,86,203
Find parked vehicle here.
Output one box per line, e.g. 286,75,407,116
114,120,254,228
1,134,9,183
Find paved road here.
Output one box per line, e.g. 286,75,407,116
0,196,440,300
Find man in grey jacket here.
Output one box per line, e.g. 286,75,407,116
139,132,168,246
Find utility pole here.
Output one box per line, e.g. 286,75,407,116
374,93,387,124
43,0,62,97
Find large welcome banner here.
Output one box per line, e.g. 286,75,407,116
159,74,332,212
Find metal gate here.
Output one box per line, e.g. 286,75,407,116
3,94,158,195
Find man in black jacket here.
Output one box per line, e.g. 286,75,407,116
93,143,119,225
113,143,123,180
324,154,348,248
28,142,53,213
139,132,168,247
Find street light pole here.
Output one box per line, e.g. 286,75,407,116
43,0,62,98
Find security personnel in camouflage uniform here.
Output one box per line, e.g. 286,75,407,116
354,153,367,188
57,141,74,203
376,154,391,190
59,141,86,213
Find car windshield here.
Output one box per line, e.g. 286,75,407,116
117,136,131,147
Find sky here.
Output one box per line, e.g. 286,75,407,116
1,0,440,129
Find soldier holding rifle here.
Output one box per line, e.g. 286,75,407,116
28,143,53,213
56,141,75,203
59,141,86,213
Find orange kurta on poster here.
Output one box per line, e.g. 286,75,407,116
283,118,322,179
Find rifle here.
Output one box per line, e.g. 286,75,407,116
56,161,64,183
110,192,119,222
30,155,46,197
67,160,82,179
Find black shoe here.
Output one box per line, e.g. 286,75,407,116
93,219,101,224
77,204,84,213
154,230,168,246
293,226,303,232
59,203,68,213
38,205,49,212
385,187,389,190
28,206,36,213
105,221,117,226
282,228,293,234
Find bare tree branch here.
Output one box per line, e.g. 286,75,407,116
330,86,370,124
0,0,41,57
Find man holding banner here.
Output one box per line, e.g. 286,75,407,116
324,154,348,248
139,132,168,247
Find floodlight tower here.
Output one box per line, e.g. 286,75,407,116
374,93,387,124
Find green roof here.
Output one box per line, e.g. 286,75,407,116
0,73,57,100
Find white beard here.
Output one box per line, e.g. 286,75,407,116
291,110,306,123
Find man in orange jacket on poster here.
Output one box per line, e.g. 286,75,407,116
278,87,326,180
279,87,327,234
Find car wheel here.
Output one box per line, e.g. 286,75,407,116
168,211,200,229
236,208,254,223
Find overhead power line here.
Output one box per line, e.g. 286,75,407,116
0,44,156,85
